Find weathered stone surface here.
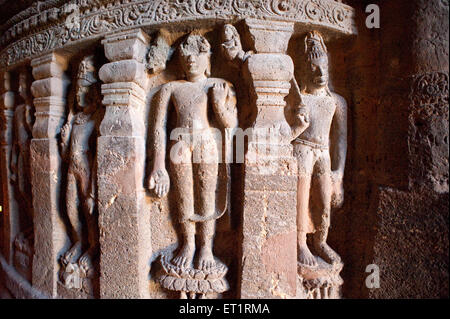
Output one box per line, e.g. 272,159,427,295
238,18,299,299
147,33,238,299
0,71,18,264
331,0,448,299
0,0,448,300
30,52,70,298
97,29,151,299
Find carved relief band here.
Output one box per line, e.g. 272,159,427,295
0,0,356,67
0,0,357,299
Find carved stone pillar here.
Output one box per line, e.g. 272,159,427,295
239,19,298,299
98,29,150,298
30,53,70,297
0,71,18,263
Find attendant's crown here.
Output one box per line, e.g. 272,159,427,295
78,55,97,85
304,31,327,60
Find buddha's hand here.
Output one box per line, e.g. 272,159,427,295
295,108,310,129
331,171,344,208
212,82,228,109
147,168,170,198
60,122,71,146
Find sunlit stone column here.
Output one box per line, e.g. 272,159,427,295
98,29,151,298
239,19,298,298
0,71,18,264
30,53,70,297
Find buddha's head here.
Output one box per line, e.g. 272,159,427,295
179,34,211,79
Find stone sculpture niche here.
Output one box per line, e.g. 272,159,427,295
11,70,34,281
59,55,102,293
149,34,238,299
222,24,348,299
0,0,360,300
290,31,348,299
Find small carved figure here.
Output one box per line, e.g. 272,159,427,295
221,24,252,64
60,55,102,278
148,34,237,274
291,31,347,267
10,70,34,232
145,29,174,74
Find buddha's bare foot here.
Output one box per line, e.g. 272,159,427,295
172,243,194,269
298,244,317,267
197,247,216,271
314,242,341,265
79,248,96,277
62,242,82,266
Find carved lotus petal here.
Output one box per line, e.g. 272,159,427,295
162,276,175,289
186,279,198,292
173,278,185,291
206,269,221,280
210,279,225,292
169,268,179,278
188,268,196,278
198,280,210,293
193,270,205,280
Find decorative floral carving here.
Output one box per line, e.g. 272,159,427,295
232,0,261,15
158,255,229,298
305,0,326,21
196,0,229,15
411,72,449,107
269,0,301,16
332,5,349,26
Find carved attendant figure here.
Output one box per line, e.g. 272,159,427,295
10,71,34,229
148,34,238,271
60,55,101,273
221,24,252,64
292,31,347,267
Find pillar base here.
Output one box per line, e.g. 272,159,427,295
297,259,344,299
157,254,229,299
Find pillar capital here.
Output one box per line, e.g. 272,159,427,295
245,18,294,54
31,53,68,81
102,28,150,63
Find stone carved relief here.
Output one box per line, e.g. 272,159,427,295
0,0,356,67
149,34,238,299
59,55,102,293
219,22,347,298
290,31,347,298
0,0,359,299
221,24,253,65
11,70,34,282
409,71,449,193
411,72,449,107
145,29,174,75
